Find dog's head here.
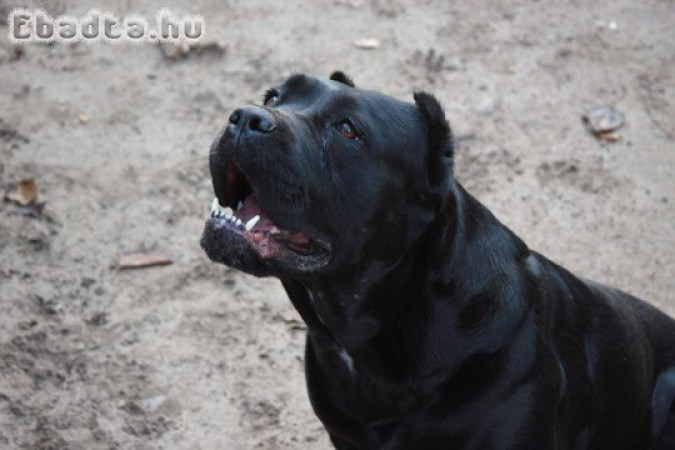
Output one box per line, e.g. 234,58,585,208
201,72,454,278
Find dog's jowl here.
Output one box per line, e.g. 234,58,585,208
201,73,675,449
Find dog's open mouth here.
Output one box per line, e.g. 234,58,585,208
207,162,327,259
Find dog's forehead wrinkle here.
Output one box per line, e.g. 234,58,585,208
284,73,311,90
279,75,340,104
364,101,424,147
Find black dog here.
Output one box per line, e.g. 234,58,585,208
201,72,675,449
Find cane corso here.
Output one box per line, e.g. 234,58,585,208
201,72,675,449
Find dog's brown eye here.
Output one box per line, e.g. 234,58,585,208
338,120,358,140
263,89,279,106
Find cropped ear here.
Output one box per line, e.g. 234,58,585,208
413,91,454,190
329,71,355,87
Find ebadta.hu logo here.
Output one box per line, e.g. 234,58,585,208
8,8,205,43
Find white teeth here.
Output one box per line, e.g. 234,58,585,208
210,198,234,219
245,215,260,231
210,198,267,233
270,226,280,235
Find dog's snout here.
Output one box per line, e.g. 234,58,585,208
229,106,276,134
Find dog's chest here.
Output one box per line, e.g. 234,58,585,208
337,347,356,376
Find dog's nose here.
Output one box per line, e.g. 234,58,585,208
228,106,276,134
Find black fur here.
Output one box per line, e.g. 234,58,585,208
202,73,675,449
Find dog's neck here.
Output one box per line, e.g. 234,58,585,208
282,181,534,379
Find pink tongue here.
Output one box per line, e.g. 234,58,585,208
233,195,310,246
234,195,276,231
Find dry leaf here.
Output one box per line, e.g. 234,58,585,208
159,40,227,60
5,179,37,205
115,253,173,270
193,40,228,56
160,42,192,59
275,310,306,331
595,131,622,141
353,38,380,50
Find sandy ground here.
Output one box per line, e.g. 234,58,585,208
0,0,673,448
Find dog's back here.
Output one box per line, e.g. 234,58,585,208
535,254,675,448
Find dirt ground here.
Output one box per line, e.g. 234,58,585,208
0,0,673,448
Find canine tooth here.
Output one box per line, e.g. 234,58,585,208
245,215,260,231
237,201,243,210
222,207,233,218
211,198,219,214
270,226,281,235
